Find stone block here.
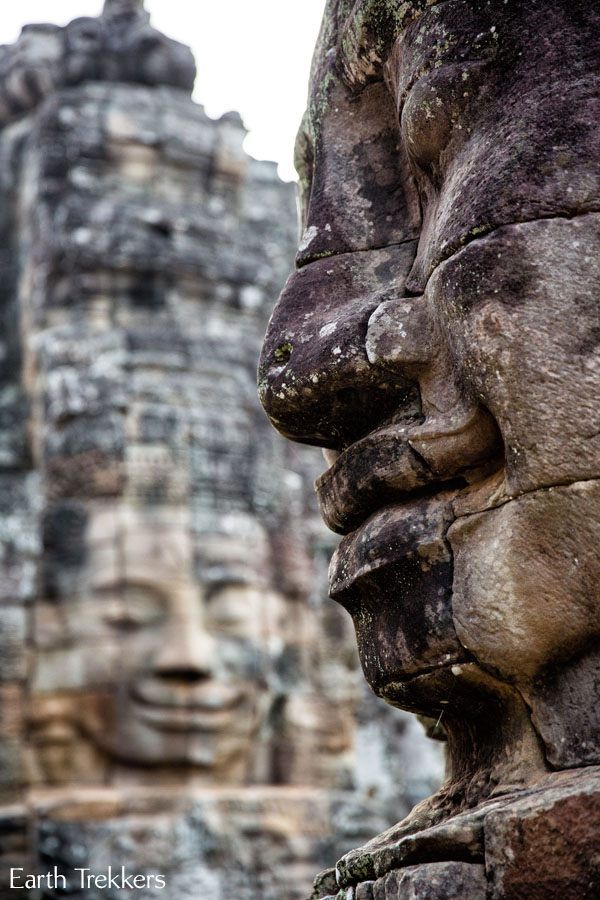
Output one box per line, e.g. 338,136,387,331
371,862,487,899
0,607,27,682
485,770,600,899
0,806,31,897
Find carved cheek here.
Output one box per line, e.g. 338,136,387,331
449,481,600,683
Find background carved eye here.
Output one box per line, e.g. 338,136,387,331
139,34,164,53
100,585,166,631
66,18,104,49
206,584,265,639
76,29,99,44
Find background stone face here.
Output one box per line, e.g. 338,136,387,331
0,4,443,898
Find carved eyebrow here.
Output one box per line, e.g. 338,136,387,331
339,0,443,90
204,574,257,600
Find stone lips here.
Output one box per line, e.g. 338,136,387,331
328,495,465,699
315,428,433,534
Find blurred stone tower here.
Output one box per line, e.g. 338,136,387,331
0,3,442,897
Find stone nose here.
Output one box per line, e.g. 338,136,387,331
152,600,219,682
366,293,504,478
258,244,419,449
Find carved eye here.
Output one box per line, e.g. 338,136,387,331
139,34,164,53
78,29,100,43
100,585,165,631
206,584,263,638
66,18,103,48
400,62,484,180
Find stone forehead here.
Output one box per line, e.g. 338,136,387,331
334,0,558,88
334,0,445,87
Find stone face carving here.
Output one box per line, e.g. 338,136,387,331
0,5,445,896
14,71,326,789
258,0,600,895
32,502,286,780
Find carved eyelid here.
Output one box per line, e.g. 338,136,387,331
337,0,415,91
293,114,314,226
396,59,489,112
209,610,255,628
204,577,256,601
101,587,167,633
94,580,167,603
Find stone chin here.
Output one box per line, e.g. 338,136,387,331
331,475,600,774
328,493,465,711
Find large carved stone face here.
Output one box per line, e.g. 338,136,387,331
19,76,320,788
259,0,600,765
33,501,284,777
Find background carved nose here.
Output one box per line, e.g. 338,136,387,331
152,622,218,682
258,244,420,449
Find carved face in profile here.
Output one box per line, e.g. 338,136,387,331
33,501,284,779
259,0,600,769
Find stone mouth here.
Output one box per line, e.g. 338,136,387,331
327,469,597,603
315,421,468,536
130,681,248,731
327,490,457,601
377,662,467,700
131,703,240,733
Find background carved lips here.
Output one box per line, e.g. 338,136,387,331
130,682,252,734
131,679,248,714
132,704,245,733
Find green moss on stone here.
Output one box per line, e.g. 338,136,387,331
273,342,293,362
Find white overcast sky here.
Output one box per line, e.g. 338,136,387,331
0,1,325,180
